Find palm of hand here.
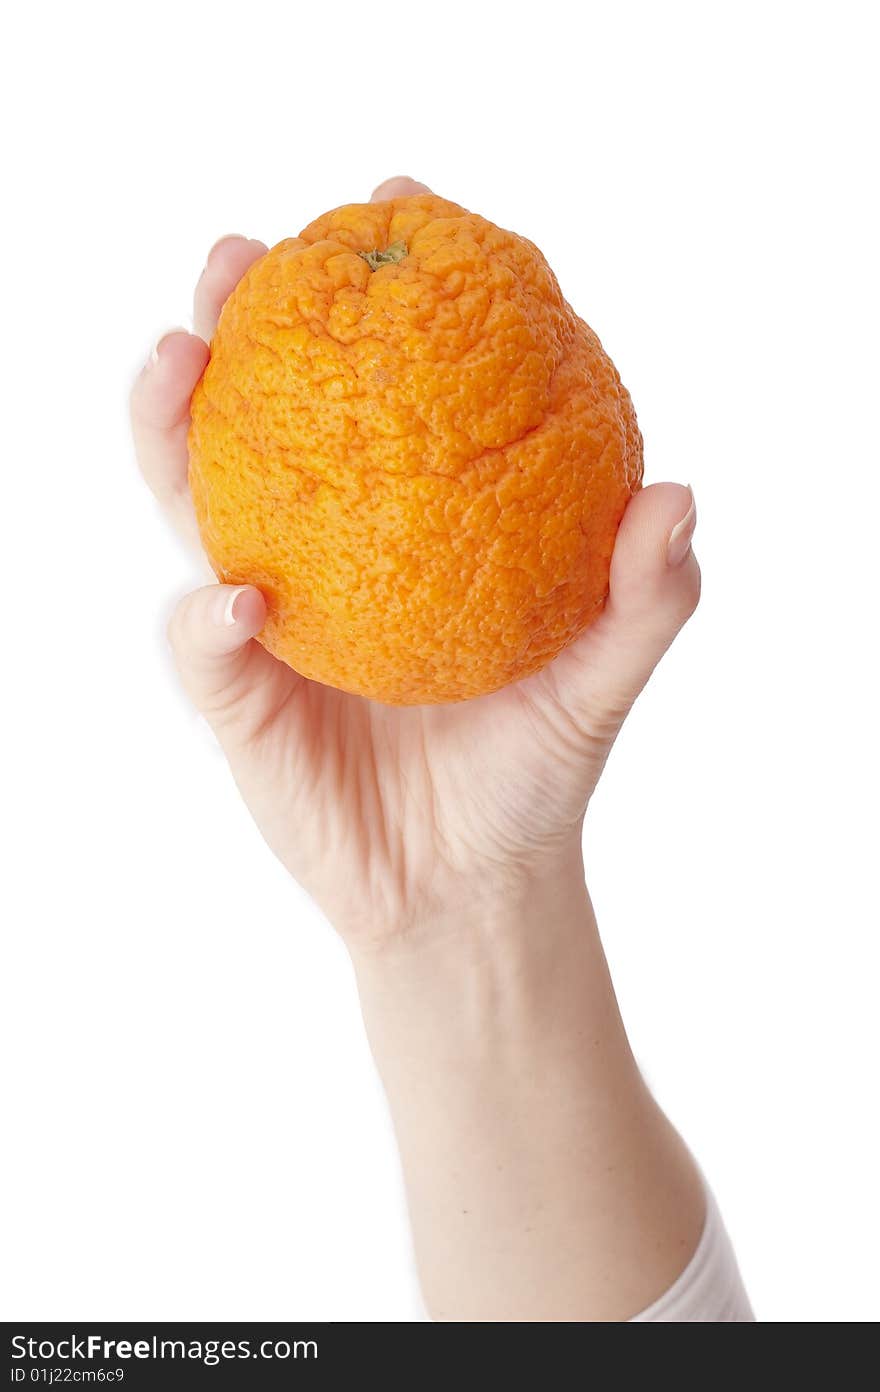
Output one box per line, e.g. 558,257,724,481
211,641,612,935
131,179,699,943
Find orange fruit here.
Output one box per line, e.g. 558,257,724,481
188,195,642,704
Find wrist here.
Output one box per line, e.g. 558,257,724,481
348,841,634,1093
345,835,590,974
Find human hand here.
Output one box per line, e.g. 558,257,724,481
131,177,700,948
133,187,708,1317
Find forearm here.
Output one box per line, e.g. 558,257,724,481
351,846,706,1322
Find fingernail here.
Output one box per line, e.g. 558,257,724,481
667,487,697,567
371,176,430,200
219,586,250,627
205,234,247,272
145,326,190,370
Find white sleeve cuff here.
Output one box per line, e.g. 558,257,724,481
630,1186,754,1322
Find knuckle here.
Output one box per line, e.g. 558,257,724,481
678,556,702,619
165,601,189,657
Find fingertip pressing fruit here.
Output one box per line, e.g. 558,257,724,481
188,194,642,704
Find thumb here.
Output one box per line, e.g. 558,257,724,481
550,482,701,736
167,583,268,721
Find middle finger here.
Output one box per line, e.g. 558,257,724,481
193,234,268,342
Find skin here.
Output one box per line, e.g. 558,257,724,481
131,176,705,1321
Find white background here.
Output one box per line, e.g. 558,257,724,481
2,1,877,1322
